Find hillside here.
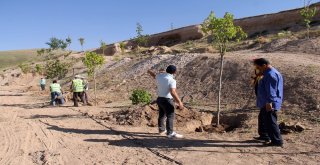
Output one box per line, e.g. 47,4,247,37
0,49,40,69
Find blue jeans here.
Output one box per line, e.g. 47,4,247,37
51,92,64,106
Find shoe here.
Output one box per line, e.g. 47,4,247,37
253,136,271,142
167,132,183,139
264,141,284,148
159,130,167,136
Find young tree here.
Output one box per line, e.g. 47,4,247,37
79,37,85,51
46,37,68,51
300,0,317,38
201,12,247,126
135,22,149,47
82,52,105,105
66,37,72,50
100,40,107,55
136,22,143,37
119,42,126,54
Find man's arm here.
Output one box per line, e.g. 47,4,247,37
264,75,278,111
170,88,184,110
147,69,156,79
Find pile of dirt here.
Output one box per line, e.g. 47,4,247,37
262,38,292,52
96,104,213,132
262,37,320,54
279,121,308,134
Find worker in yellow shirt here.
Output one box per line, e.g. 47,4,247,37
70,75,87,107
50,80,64,106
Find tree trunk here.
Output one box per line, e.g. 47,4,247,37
94,71,97,106
216,53,225,126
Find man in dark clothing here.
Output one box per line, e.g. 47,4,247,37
253,58,284,147
251,69,270,142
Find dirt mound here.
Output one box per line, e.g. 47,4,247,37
262,38,292,52
96,104,213,132
262,37,320,54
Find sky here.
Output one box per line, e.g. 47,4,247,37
0,0,317,51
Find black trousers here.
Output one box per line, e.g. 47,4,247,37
258,108,270,139
73,92,86,107
157,97,175,135
40,84,46,91
260,107,283,144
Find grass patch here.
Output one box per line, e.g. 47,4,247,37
0,49,42,69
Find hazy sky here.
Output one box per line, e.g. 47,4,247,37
0,0,317,51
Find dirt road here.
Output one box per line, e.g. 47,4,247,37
0,85,319,165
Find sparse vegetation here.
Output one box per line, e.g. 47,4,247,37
0,49,40,69
18,63,32,74
35,64,44,75
276,31,292,38
112,55,121,62
201,11,247,126
129,89,152,105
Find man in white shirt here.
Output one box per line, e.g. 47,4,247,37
148,65,184,138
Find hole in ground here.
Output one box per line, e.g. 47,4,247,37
195,113,249,133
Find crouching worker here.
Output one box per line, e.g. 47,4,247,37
71,75,87,107
50,80,64,106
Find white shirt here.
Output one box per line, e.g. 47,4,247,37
156,73,176,99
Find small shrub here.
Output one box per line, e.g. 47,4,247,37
184,40,194,48
129,89,152,105
119,42,126,54
113,55,121,62
35,64,44,74
18,63,32,74
45,60,70,79
256,36,270,44
276,31,292,38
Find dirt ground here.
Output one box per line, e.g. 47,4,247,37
0,83,319,165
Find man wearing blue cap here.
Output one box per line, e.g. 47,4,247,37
148,65,184,138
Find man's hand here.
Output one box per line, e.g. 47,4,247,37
266,103,273,111
177,101,184,110
170,88,184,110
